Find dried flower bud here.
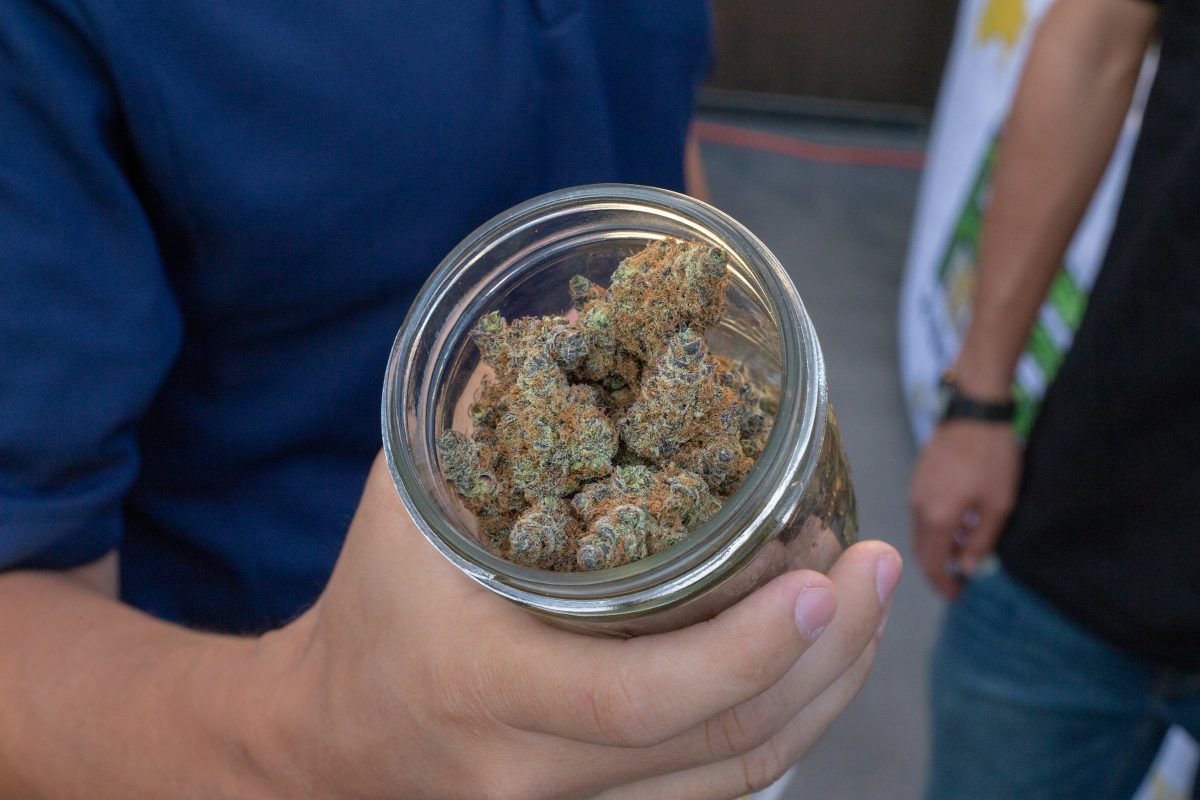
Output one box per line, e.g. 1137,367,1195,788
607,240,729,360
714,356,775,458
508,499,577,568
672,438,753,496
547,324,588,371
436,429,522,535
569,274,606,310
471,311,511,377
566,411,618,483
441,238,775,572
618,328,743,461
612,463,654,495
577,503,650,571
436,430,484,496
468,380,507,434
572,479,613,520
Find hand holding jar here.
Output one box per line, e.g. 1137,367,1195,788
253,452,900,799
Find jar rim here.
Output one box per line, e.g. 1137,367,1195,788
382,184,827,622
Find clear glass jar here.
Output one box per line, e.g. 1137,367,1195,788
382,184,856,636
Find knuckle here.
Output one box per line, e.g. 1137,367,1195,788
428,656,491,727
739,735,792,793
588,665,665,747
704,701,773,760
722,633,778,691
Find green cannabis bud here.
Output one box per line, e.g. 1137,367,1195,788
606,239,729,361
436,238,775,571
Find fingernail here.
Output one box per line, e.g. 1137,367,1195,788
876,555,902,605
876,602,892,638
794,586,836,640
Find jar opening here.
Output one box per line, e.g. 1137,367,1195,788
383,185,825,620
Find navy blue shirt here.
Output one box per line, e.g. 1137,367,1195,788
0,0,711,632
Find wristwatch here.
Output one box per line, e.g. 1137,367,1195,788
935,371,1016,424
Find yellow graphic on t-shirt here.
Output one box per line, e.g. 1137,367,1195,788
976,0,1026,51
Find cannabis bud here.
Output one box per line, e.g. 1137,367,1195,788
508,499,577,569
436,238,774,571
577,504,650,571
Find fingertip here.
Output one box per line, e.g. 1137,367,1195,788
877,555,902,605
745,569,835,640
834,540,903,603
793,583,836,640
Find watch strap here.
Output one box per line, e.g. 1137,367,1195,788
938,374,1015,423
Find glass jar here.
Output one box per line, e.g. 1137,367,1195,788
382,184,856,636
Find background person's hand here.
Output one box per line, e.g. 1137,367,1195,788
255,454,901,800
909,421,1021,599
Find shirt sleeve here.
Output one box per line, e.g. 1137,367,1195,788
0,0,181,570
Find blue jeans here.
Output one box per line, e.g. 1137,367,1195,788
926,561,1200,800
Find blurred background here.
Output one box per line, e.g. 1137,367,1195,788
696,119,933,798
700,1,1188,798
697,5,949,796
707,0,956,117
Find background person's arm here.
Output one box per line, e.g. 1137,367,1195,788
910,0,1159,598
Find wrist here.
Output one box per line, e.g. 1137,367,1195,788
947,359,1013,402
953,332,1019,401
937,371,1015,425
217,610,328,799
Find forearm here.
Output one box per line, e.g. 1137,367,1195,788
955,0,1156,396
0,569,311,799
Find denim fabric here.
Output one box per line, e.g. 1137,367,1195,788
927,561,1200,800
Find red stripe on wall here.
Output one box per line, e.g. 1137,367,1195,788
694,120,926,170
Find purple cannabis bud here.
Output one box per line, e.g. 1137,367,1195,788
508,499,577,568
471,310,512,378
618,328,745,462
714,356,775,458
436,430,485,496
571,479,613,520
436,429,521,538
612,463,654,495
576,503,650,571
672,439,752,495
647,468,720,552
567,411,619,482
547,324,588,371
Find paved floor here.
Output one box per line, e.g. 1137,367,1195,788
697,110,943,800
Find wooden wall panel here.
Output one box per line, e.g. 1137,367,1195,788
708,0,958,112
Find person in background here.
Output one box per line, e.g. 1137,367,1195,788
0,2,898,797
910,0,1199,796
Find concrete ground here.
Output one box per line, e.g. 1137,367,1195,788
697,110,943,800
